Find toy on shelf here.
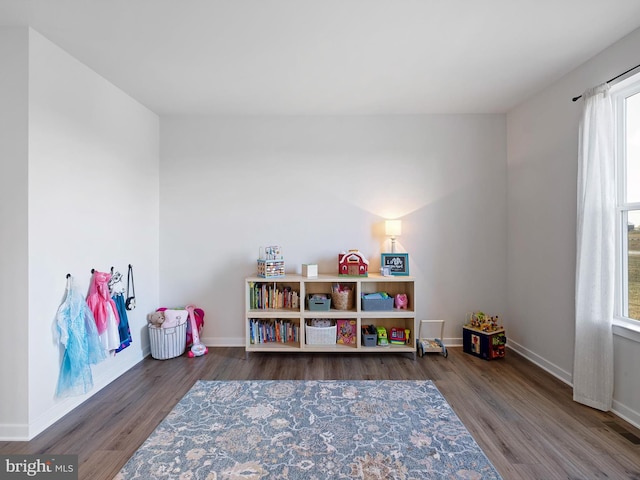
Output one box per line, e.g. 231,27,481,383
376,326,388,345
257,245,285,278
338,250,369,276
467,311,501,332
389,327,410,345
394,293,408,309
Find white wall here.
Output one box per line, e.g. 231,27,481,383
160,115,507,347
507,27,640,426
0,28,161,440
0,27,29,439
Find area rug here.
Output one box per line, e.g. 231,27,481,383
114,380,502,479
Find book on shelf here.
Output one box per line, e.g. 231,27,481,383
249,318,299,344
249,282,299,310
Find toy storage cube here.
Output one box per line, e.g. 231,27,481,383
257,259,285,278
463,326,506,360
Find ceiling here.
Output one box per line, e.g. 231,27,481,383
2,0,640,116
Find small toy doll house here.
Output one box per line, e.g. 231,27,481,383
338,250,369,276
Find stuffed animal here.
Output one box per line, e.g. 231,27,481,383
147,311,165,327
395,293,408,309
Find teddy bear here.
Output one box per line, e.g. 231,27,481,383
147,310,165,327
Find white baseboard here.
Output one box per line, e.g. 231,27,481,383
0,347,150,441
506,338,573,385
201,336,244,347
612,399,640,430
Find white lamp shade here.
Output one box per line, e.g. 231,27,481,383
385,219,402,236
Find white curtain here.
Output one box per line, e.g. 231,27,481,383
574,84,615,411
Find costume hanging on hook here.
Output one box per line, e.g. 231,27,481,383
55,275,107,397
109,269,132,352
87,270,121,353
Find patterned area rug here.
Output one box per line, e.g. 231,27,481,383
115,380,502,479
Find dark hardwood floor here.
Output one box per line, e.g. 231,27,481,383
1,347,639,479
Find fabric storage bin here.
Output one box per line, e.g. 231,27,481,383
149,323,187,360
305,321,337,345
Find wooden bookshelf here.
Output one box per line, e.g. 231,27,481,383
245,274,415,357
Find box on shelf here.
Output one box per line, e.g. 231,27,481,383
463,325,506,360
361,293,394,311
257,259,285,278
302,264,318,277
361,325,378,346
336,319,357,345
148,323,187,360
307,294,331,311
305,320,337,345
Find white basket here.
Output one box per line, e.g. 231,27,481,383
148,323,187,360
305,323,337,345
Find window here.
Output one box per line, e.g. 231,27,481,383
613,76,640,321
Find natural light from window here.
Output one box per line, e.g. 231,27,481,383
624,91,640,320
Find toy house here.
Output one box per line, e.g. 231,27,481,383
338,250,369,276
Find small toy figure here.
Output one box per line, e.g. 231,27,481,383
147,311,165,327
376,326,388,345
394,293,408,309
469,311,501,332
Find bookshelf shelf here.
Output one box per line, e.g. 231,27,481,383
245,274,416,358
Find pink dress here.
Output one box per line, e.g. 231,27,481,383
86,270,121,352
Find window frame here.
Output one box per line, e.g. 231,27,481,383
611,74,640,331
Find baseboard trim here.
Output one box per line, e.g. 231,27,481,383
612,398,640,429
506,339,573,385
0,347,151,441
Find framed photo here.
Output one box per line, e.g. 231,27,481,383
381,253,409,276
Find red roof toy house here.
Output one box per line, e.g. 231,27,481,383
338,250,369,276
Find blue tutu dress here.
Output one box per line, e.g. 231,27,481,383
55,277,107,397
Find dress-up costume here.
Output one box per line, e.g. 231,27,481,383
55,276,106,397
108,270,132,352
87,270,121,353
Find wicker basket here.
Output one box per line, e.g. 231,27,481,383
331,290,354,310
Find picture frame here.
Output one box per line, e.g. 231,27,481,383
380,253,409,276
